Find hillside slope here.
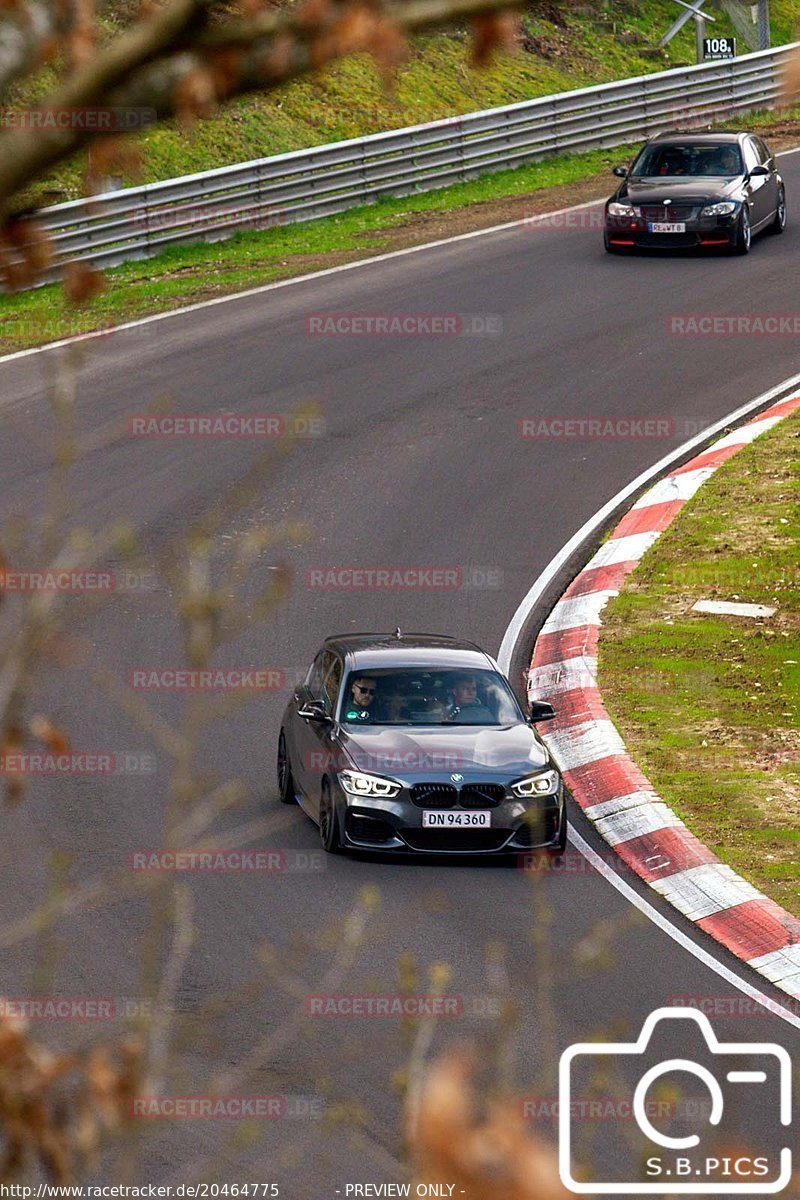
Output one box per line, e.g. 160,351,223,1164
30,0,798,202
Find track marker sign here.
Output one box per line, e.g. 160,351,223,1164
703,36,736,59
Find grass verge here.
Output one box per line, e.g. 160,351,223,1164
3,107,800,356
23,0,799,201
598,411,800,917
0,140,641,353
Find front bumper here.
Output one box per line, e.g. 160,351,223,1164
335,780,566,854
604,212,739,250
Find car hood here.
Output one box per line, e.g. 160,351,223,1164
620,176,742,204
337,722,551,782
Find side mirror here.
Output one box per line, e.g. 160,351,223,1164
749,165,769,178
529,701,556,723
612,165,628,178
298,700,331,723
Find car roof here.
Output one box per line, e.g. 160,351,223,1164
321,632,495,672
646,130,747,144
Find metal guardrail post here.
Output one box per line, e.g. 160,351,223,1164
6,41,796,286
758,0,770,51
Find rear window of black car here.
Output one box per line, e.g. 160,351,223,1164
338,668,524,726
631,142,743,177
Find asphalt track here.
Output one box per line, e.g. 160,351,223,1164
2,152,800,1197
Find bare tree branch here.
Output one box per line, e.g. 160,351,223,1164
0,0,520,219
0,0,215,211
0,0,73,95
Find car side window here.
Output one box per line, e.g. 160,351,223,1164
743,139,760,173
322,658,342,714
305,650,330,699
754,137,771,165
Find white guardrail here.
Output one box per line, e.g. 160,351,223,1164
25,41,800,277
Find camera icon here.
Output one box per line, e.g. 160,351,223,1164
559,1007,792,1194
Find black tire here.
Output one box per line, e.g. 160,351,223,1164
547,806,568,854
604,233,623,255
769,187,786,235
319,780,344,854
277,730,296,804
733,207,751,255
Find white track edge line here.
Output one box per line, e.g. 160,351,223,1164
0,199,603,366
566,825,800,1031
2,140,798,367
499,373,800,1031
497,371,800,670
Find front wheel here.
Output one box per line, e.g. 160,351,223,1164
547,806,568,854
277,730,296,804
769,188,786,234
733,207,751,255
604,233,624,255
319,781,344,854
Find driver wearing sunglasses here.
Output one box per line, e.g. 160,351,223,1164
345,676,378,721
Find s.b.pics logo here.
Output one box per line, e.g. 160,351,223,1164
559,1007,792,1194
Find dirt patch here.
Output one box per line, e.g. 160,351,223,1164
367,174,614,245
182,117,800,283
11,119,798,345
339,118,800,258
122,170,620,314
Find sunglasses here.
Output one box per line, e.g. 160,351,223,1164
355,685,376,695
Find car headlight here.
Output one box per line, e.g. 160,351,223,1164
338,770,401,798
511,769,560,798
607,202,636,218
700,201,737,216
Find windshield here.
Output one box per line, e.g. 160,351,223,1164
339,667,524,726
630,142,743,178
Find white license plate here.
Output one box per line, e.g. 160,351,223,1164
422,810,492,828
648,222,686,233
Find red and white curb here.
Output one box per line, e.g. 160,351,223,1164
528,393,800,1000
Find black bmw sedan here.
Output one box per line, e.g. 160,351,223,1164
277,632,567,856
603,130,786,254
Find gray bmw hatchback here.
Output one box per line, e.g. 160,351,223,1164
277,632,566,856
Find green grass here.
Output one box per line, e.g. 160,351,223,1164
4,94,800,354
598,412,800,916
3,0,796,347
19,0,800,206
0,139,639,350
